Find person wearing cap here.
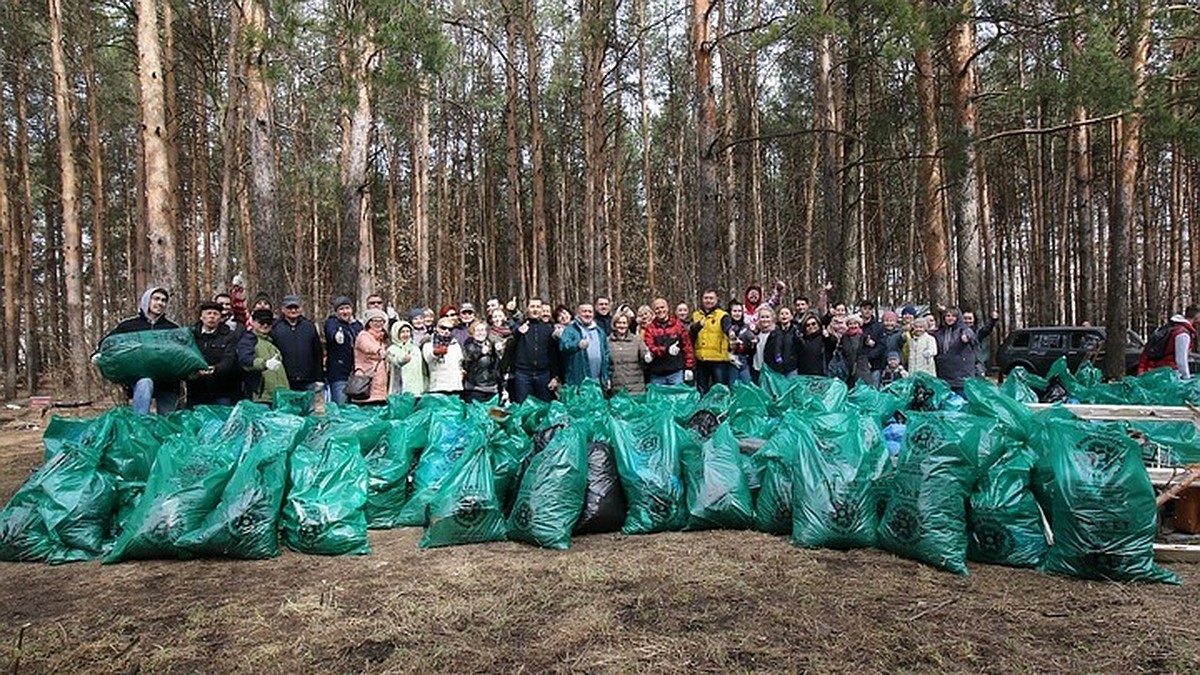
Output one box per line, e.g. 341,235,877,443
95,287,181,415
352,308,391,404
187,301,242,406
238,308,289,403
269,294,325,396
408,308,429,345
423,316,465,394
323,295,363,404
455,303,477,345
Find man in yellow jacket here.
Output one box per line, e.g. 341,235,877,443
689,289,735,394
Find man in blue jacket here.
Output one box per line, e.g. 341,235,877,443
560,303,610,387
270,295,325,395
323,295,362,404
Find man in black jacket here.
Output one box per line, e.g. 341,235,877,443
188,301,242,406
270,295,325,394
96,287,180,415
506,298,562,403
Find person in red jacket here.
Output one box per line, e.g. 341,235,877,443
642,297,695,386
1137,306,1200,378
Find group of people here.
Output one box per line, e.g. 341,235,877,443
97,280,1003,416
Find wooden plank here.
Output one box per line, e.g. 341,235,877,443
1149,467,1191,488
1154,543,1200,564
1026,403,1200,426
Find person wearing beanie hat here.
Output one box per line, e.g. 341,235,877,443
867,309,905,386
351,308,391,404
323,294,364,404
407,307,430,345
189,300,242,407
879,350,908,387
95,286,182,415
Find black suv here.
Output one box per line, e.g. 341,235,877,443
996,326,1146,378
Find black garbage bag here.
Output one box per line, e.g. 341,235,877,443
573,441,627,535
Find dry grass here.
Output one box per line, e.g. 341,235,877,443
2,412,1199,674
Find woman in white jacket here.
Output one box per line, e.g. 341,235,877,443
387,320,426,396
907,315,939,377
422,317,464,394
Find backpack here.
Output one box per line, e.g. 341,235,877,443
1143,323,1175,361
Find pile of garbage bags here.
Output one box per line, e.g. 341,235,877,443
0,364,1189,584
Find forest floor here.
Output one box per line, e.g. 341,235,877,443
1,405,1199,674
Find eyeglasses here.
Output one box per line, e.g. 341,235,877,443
805,321,819,327
446,312,458,317
367,300,383,306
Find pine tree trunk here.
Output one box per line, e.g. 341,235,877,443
338,23,374,302
637,0,656,294
502,3,527,299
83,10,107,335
949,0,983,310
241,0,282,298
135,0,178,297
816,9,841,290
914,0,949,306
14,65,38,393
162,0,182,303
49,0,89,390
411,77,431,301
0,108,17,398
693,0,721,292
1104,0,1151,379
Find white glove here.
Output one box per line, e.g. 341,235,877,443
266,356,282,371
387,305,399,320
668,342,681,356
578,338,589,350
643,351,654,364
922,349,934,359
683,369,694,383
232,273,244,287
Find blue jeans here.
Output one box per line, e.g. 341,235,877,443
730,362,752,385
131,377,178,415
694,361,729,394
328,379,348,405
510,369,554,403
648,371,684,386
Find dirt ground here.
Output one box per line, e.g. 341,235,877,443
1,407,1198,674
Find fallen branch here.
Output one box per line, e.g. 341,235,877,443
1156,465,1200,507
907,597,957,622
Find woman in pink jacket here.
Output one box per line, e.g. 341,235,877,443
351,308,390,405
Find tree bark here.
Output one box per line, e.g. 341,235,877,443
502,1,527,299
135,0,178,298
693,0,721,292
816,3,841,291
913,0,949,305
48,0,89,390
411,76,431,301
948,0,984,310
82,8,107,335
522,0,549,300
1103,0,1152,379
338,15,375,303
241,0,283,299
0,101,16,398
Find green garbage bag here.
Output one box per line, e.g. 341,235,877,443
490,429,534,510
848,382,901,426
727,382,773,439
383,392,417,420
965,379,1036,443
94,327,209,384
93,407,168,484
281,439,371,556
176,413,308,558
792,412,890,549
420,443,508,548
787,376,849,414
0,441,116,563
1035,420,1178,584
1129,421,1200,465
105,435,243,562
610,415,687,535
506,424,588,549
681,424,753,530
877,412,980,575
758,368,799,404
168,405,234,441
644,384,701,423
751,422,802,535
272,388,314,415
42,415,105,463
882,372,952,414
967,441,1048,567
363,420,425,529
396,417,488,526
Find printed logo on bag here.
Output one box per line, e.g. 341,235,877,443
298,521,325,542
906,423,944,456
806,378,830,395
513,501,534,530
887,504,921,544
1081,549,1130,572
453,494,488,527
1079,436,1124,480
828,498,860,532
970,518,1015,558
636,434,660,455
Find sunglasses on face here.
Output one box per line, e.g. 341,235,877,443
805,321,819,327
446,312,458,317
367,300,383,306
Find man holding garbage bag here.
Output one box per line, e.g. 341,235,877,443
93,287,182,415
239,308,290,403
